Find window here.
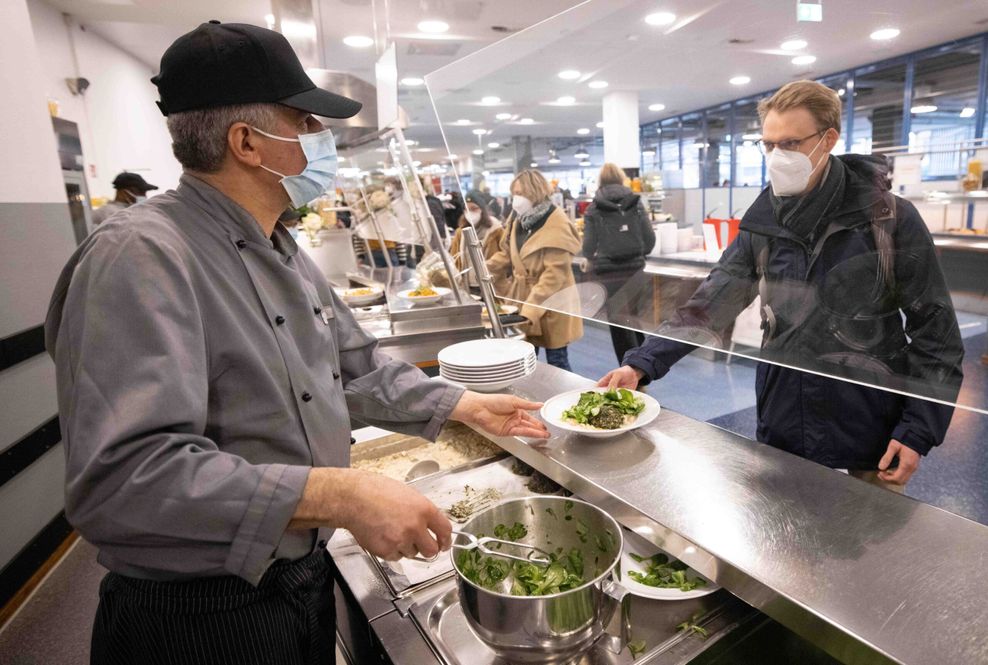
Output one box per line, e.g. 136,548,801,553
816,73,851,154
850,62,908,153
641,123,660,173
733,100,764,188
705,104,732,188
659,118,681,175
681,113,703,188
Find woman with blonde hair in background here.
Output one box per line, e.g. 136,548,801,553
487,170,583,370
582,162,655,363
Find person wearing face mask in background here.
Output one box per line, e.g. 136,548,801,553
91,171,159,225
487,170,583,371
599,80,962,492
45,21,549,665
449,189,504,284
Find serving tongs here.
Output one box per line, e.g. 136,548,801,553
411,531,552,565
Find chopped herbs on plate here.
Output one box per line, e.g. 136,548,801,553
627,552,708,592
561,389,645,430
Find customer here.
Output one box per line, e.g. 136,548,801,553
91,171,158,224
583,162,656,363
421,175,449,244
444,189,465,232
488,170,583,370
45,21,548,665
450,189,504,279
599,80,963,490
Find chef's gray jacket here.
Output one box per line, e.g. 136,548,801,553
45,174,464,585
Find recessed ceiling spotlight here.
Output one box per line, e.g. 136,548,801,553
729,75,751,85
418,20,450,34
741,133,762,140
960,107,976,118
264,13,275,26
596,121,605,128
401,77,425,86
911,103,938,114
791,55,817,65
780,39,807,51
575,149,590,159
557,95,576,105
577,128,590,135
481,96,501,105
642,149,656,156
447,154,459,160
548,157,561,164
648,103,666,111
472,148,484,155
558,69,581,80
472,128,487,135
495,112,512,120
412,160,422,166
530,162,538,168
519,117,535,124
870,27,900,41
644,12,676,26
588,80,609,89
343,35,374,48
488,141,501,148
838,88,846,96
455,119,472,125
579,160,592,166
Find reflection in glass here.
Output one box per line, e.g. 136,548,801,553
850,62,907,154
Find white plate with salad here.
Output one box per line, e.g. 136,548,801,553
540,387,660,439
617,530,719,600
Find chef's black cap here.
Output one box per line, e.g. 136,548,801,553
112,172,158,192
151,21,362,119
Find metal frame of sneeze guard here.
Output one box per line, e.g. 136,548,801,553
461,225,505,338
346,177,394,270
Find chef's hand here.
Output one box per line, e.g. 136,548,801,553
450,391,549,439
342,470,453,561
877,439,920,486
597,366,645,390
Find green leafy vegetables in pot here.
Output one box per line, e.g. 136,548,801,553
561,389,645,430
627,552,707,592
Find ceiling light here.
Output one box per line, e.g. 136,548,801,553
579,160,592,166
642,149,656,156
588,80,608,89
780,39,807,51
412,160,422,166
870,28,900,41
648,103,666,112
548,157,561,164
960,107,976,118
911,104,938,114
401,77,424,86
558,69,581,80
575,149,590,159
596,121,605,128
495,112,512,120
447,154,459,160
729,75,751,85
519,117,535,125
577,128,590,135
530,162,538,168
343,35,374,48
417,20,449,34
557,95,576,105
644,12,676,26
472,128,487,135
481,96,501,105
264,13,275,27
791,55,817,65
741,133,762,140
838,88,846,96
488,141,500,148
472,148,484,155
455,119,472,125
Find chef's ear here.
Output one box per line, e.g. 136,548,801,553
227,122,263,168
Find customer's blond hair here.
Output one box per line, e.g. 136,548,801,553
598,163,627,187
511,169,553,204
757,80,842,134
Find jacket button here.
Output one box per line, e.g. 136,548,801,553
275,315,286,325
235,239,247,249
301,392,313,402
333,371,340,380
350,437,356,445
313,306,323,315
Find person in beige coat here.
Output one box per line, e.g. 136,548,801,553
487,170,583,370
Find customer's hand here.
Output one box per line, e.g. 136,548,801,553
597,366,645,390
340,469,452,561
450,391,549,439
877,439,920,486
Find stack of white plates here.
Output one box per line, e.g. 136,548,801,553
438,339,536,392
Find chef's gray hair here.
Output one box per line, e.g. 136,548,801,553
166,103,279,173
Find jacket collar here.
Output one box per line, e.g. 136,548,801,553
512,207,581,260
177,174,299,258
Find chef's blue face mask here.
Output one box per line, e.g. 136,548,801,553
252,125,339,207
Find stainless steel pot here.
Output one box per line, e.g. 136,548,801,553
451,496,630,664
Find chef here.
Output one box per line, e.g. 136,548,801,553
45,21,548,665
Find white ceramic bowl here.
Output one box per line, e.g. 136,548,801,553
540,388,660,439
340,287,384,306
397,287,450,306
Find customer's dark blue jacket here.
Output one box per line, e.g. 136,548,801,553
623,154,964,470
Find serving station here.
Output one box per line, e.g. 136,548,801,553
329,362,988,665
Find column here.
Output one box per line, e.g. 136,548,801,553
602,91,641,175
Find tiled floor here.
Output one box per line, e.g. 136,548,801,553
568,315,988,526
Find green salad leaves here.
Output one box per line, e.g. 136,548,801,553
561,389,645,429
627,552,707,592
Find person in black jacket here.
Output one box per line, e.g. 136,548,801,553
599,81,963,490
583,163,657,362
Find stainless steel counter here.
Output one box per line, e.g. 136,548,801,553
473,364,988,665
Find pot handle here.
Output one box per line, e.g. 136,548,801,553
598,577,632,655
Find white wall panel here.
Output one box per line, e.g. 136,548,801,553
0,354,58,452
0,445,66,569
